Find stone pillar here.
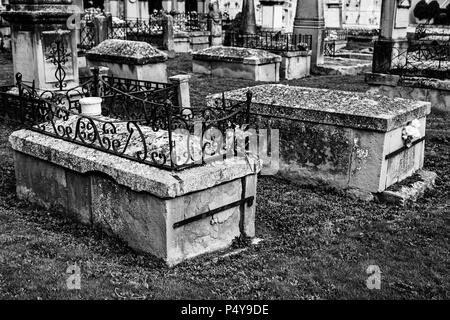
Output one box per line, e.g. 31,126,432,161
260,0,285,32
208,1,222,46
169,74,191,109
162,0,172,11
241,0,257,34
94,14,113,46
1,0,79,91
163,14,175,52
197,0,210,14
293,0,325,66
324,0,343,28
109,0,121,17
125,0,139,19
372,0,411,73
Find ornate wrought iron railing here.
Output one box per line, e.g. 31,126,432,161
387,40,450,80
414,23,450,41
79,14,96,51
324,40,337,57
224,31,312,52
0,74,253,171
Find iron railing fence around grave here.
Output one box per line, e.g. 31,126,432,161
384,39,450,80
0,72,254,172
324,28,349,41
224,31,313,52
79,13,97,51
66,72,178,113
172,12,208,32
414,23,450,42
324,40,337,57
109,17,164,47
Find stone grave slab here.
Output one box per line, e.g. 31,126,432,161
192,46,282,82
9,119,261,266
86,39,168,83
208,84,431,195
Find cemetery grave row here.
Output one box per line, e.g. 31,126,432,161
0,0,441,266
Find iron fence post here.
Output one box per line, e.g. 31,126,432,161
91,67,100,97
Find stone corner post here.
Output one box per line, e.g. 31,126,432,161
169,74,191,110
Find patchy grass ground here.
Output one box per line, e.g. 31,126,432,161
0,54,449,300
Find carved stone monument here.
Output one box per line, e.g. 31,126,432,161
1,0,80,91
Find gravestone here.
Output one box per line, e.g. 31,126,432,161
294,0,325,66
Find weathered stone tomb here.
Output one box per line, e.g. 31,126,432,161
192,46,282,82
86,39,168,83
9,117,261,266
208,84,431,195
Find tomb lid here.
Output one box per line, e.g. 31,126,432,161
208,84,431,132
193,46,282,64
9,129,261,199
86,39,168,65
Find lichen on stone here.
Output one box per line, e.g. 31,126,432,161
87,39,168,65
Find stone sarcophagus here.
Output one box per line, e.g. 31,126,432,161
208,84,431,195
192,46,282,82
9,126,260,266
86,39,169,83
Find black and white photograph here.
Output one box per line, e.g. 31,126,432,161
0,0,448,309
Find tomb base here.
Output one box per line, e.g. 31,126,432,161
279,50,311,80
9,130,260,266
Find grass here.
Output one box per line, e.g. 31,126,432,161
0,54,449,300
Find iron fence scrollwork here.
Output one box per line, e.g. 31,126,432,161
0,71,254,172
